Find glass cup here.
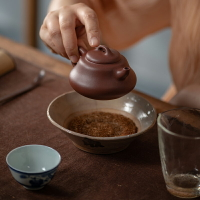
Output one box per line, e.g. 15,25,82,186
157,107,200,198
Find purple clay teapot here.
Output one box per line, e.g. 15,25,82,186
69,45,137,100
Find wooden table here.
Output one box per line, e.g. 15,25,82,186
0,36,180,200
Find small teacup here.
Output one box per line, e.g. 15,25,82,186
6,145,61,190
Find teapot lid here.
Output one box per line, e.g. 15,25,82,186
85,45,121,64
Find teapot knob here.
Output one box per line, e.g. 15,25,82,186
97,45,113,56
115,67,130,80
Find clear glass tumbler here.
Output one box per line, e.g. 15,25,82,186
158,107,200,198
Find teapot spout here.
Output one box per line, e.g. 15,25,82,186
115,67,130,80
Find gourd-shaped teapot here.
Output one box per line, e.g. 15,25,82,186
69,45,137,100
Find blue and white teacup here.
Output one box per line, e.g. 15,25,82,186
6,145,61,190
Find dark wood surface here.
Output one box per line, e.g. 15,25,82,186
0,36,182,200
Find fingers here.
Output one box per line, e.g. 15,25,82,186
76,5,100,47
40,11,67,57
46,15,68,57
58,10,79,63
39,3,101,63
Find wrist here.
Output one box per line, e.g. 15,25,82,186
170,84,200,108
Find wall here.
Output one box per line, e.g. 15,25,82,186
122,29,172,98
0,0,172,99
0,0,25,43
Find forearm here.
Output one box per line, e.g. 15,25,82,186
48,0,90,12
91,0,171,50
170,84,200,108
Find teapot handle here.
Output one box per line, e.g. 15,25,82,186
79,47,87,56
71,61,76,67
71,47,87,67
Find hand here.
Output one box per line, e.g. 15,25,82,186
39,3,101,63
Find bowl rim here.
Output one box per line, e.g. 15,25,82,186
6,144,61,174
47,91,157,141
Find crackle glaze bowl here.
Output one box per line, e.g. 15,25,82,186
6,145,61,190
47,91,157,154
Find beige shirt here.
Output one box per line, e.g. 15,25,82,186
91,0,200,91
170,0,200,91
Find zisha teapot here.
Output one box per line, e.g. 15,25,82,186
69,45,137,100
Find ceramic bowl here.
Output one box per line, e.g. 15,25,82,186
47,91,157,154
6,145,61,190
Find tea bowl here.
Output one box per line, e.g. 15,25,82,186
6,145,61,190
47,91,157,154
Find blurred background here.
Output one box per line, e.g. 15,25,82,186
0,0,172,99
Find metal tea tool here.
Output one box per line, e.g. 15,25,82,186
0,70,45,105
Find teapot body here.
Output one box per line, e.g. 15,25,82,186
69,45,137,100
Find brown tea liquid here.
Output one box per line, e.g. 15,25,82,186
64,109,140,137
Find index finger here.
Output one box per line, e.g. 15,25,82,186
76,6,101,47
